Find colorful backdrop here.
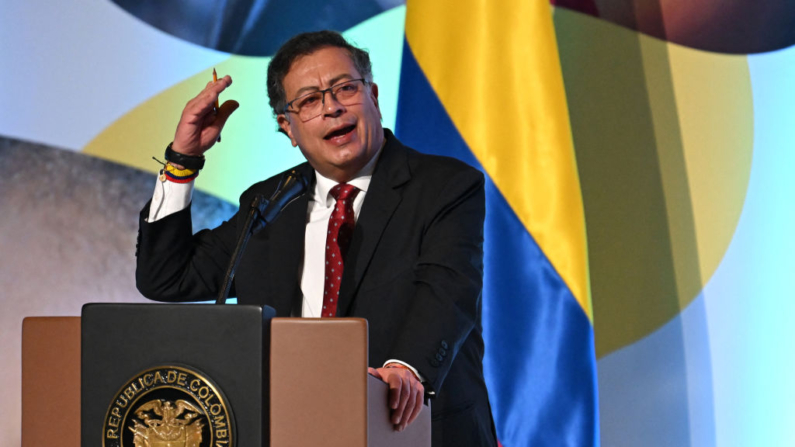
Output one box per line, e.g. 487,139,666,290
2,1,794,446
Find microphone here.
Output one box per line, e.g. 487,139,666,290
254,169,309,233
216,169,308,304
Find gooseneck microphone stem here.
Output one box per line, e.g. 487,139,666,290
216,194,267,305
216,169,308,305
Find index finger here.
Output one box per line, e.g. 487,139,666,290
202,74,233,97
196,75,233,111
391,373,411,426
214,74,233,90
387,373,403,411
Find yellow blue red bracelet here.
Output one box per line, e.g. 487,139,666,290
163,163,198,183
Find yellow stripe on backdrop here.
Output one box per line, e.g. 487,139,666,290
405,0,592,319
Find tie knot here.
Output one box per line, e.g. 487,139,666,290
330,183,358,202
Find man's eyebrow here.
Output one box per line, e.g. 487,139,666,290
292,74,356,98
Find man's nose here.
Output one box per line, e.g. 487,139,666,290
322,90,344,117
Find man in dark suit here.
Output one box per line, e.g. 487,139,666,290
136,31,496,446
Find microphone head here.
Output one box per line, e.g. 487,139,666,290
260,169,309,225
270,169,309,201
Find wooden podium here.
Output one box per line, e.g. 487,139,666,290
21,304,430,447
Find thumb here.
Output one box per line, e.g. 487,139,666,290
214,100,240,129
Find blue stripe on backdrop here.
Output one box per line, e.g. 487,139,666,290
396,39,599,447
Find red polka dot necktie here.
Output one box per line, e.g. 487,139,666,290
322,183,359,317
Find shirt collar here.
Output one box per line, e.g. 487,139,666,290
312,144,383,208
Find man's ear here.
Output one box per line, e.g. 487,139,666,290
277,114,298,147
369,82,382,119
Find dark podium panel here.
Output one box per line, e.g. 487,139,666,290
81,303,275,447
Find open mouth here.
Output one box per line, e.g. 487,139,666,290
324,125,356,140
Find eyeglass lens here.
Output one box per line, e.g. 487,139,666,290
292,80,364,121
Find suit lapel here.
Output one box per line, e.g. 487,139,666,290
338,134,411,315
265,190,308,316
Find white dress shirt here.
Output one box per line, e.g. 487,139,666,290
299,153,377,317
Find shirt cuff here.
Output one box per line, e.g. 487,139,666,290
383,359,425,382
147,176,194,222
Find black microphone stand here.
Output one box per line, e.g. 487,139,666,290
216,194,268,305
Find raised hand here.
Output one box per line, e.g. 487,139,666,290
172,74,239,156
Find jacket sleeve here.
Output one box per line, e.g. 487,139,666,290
387,167,486,395
135,198,241,302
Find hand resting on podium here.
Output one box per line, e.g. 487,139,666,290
368,366,424,432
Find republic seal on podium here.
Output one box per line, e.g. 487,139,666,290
102,365,234,447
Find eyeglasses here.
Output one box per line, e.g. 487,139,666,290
284,78,368,121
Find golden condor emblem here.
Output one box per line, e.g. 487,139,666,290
129,399,204,447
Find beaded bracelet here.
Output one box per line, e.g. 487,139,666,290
162,163,199,183
165,163,198,177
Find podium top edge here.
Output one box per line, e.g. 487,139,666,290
81,302,275,315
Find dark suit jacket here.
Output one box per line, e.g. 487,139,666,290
136,130,497,447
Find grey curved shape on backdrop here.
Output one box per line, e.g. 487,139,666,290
0,136,238,447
